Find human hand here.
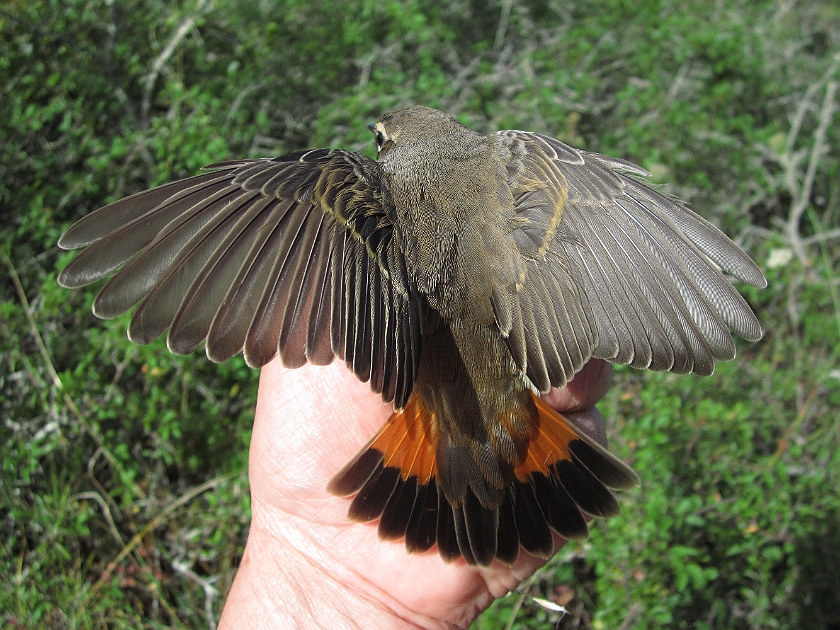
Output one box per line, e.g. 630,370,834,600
219,358,613,629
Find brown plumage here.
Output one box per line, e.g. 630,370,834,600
58,106,766,566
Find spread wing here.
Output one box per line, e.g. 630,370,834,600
58,150,425,407
493,131,766,393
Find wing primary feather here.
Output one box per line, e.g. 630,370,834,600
58,170,234,251
167,196,278,355
628,185,766,287
277,212,331,368
92,185,245,319
592,204,698,369
244,201,318,368
620,195,763,343
305,225,338,366
126,190,263,344
205,200,297,364
330,231,349,361
62,176,234,289
612,198,738,359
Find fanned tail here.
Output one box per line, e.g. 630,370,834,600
328,391,638,566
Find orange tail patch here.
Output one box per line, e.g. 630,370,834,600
328,393,438,494
372,394,439,483
327,393,443,552
522,394,639,491
327,391,638,567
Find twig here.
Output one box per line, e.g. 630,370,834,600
785,80,837,265
802,227,840,245
503,557,569,629
777,53,840,265
226,83,263,123
172,560,221,630
81,473,233,607
494,0,514,51
87,447,123,517
2,253,139,497
72,491,125,547
504,591,529,630
104,346,137,403
140,0,211,129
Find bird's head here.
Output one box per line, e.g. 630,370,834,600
369,106,475,158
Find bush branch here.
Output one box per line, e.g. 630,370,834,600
141,0,211,129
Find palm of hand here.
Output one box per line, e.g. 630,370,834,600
221,359,611,629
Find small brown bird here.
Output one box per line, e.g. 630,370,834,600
58,106,766,566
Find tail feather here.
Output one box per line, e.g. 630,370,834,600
405,482,438,553
528,395,639,489
378,475,419,540
553,459,621,517
328,390,638,566
460,491,499,566
511,480,554,558
496,497,520,564
435,489,460,561
451,504,476,565
531,472,589,540
345,463,401,523
568,438,639,489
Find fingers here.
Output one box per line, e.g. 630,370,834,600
540,358,612,412
539,359,612,448
258,357,611,422
565,407,609,448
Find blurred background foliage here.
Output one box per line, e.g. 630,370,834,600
1,0,838,627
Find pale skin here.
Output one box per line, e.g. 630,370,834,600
219,357,613,629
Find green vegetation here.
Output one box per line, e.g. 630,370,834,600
2,0,838,627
